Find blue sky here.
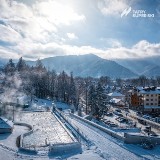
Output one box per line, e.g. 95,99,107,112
0,0,160,60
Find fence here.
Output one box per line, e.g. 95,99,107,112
49,142,82,155
124,133,160,145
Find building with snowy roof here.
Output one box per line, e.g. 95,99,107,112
0,118,13,133
107,92,125,100
109,98,125,107
127,86,160,113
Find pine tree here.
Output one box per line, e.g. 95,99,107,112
57,71,69,102
4,59,16,75
35,59,46,73
69,72,77,106
16,57,27,72
95,82,107,120
99,76,111,86
49,70,57,99
88,84,97,114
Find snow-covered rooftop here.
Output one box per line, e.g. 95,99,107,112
133,86,160,94
0,118,13,129
108,92,125,97
136,86,143,91
110,98,123,104
127,90,133,93
140,89,160,94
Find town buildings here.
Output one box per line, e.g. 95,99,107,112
107,91,125,108
127,86,160,114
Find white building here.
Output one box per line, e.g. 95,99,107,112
139,87,160,112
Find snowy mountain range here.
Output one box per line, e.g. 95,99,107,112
114,55,160,77
1,54,160,78
27,54,137,78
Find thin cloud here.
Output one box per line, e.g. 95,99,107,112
0,24,22,43
98,0,129,16
0,46,19,59
6,40,160,60
67,33,78,40
0,0,85,44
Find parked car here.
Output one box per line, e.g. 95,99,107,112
24,104,29,108
150,118,156,122
141,141,155,150
119,118,128,123
117,117,128,123
114,111,123,117
34,99,38,103
136,111,142,116
142,115,152,120
143,126,151,133
155,117,160,123
109,122,118,127
115,109,122,113
106,112,113,117
104,120,111,125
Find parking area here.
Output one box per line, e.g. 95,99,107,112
100,107,160,136
102,109,138,132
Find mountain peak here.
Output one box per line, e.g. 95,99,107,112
26,54,136,78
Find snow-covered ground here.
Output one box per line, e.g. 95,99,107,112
32,98,52,108
0,146,104,160
1,101,160,160
0,116,104,160
16,112,74,148
0,125,41,160
55,102,71,110
67,114,160,160
0,125,29,150
25,98,53,111
68,149,105,160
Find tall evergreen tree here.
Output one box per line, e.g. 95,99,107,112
57,71,69,102
16,57,27,72
69,72,77,105
35,59,46,73
99,76,111,86
49,70,57,99
4,59,16,75
95,82,106,119
88,84,97,114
